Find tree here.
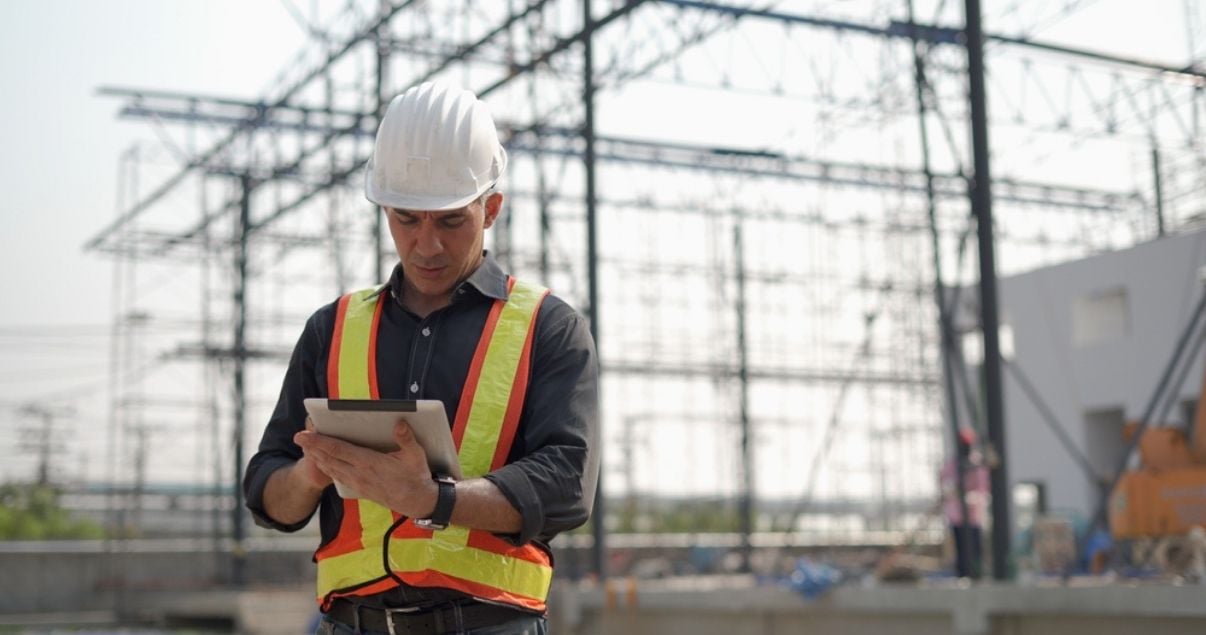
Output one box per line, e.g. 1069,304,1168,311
0,483,105,540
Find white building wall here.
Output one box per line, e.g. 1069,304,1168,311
974,229,1206,523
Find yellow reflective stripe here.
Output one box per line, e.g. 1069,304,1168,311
318,546,383,598
359,499,394,536
387,538,553,601
336,288,380,400
458,280,546,480
435,524,470,547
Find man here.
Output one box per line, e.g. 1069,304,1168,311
939,427,990,579
244,81,599,635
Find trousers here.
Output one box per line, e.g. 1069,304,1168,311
317,611,548,635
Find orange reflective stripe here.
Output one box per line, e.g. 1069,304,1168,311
466,531,551,565
315,499,363,559
320,576,398,612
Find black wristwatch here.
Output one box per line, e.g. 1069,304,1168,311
414,475,456,530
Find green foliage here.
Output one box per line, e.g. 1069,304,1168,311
612,499,743,534
0,483,105,540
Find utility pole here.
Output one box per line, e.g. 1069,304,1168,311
18,404,74,486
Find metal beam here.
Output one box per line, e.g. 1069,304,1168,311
659,0,1206,81
85,0,422,252
603,361,938,387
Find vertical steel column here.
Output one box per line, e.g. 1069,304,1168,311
583,0,607,580
1152,145,1165,237
906,0,976,578
374,0,390,283
964,0,1010,580
734,221,753,572
539,158,551,282
232,173,252,587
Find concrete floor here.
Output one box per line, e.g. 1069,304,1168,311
4,577,1204,635
554,575,1206,635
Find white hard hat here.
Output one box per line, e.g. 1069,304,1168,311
365,82,508,211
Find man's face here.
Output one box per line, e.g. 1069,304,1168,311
386,192,502,306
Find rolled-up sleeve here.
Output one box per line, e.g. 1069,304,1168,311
243,306,332,532
483,301,599,546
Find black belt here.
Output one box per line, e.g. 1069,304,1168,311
325,597,533,634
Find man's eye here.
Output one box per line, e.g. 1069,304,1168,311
441,218,466,228
395,214,419,225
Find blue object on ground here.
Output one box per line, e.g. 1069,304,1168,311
787,557,842,599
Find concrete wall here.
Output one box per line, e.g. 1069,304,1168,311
0,540,314,615
966,229,1206,521
559,578,1206,635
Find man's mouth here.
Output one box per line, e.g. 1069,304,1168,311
413,264,446,278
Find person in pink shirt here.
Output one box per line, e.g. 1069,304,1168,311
940,427,990,578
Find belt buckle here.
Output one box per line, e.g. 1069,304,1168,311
384,606,423,635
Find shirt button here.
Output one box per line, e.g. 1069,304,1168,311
421,327,431,337
410,382,419,393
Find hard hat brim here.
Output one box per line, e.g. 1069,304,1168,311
364,146,507,212
366,175,489,211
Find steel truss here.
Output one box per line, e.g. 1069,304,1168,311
85,0,1204,583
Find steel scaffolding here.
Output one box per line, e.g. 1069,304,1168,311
83,0,1204,584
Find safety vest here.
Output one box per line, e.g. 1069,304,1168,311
314,277,553,613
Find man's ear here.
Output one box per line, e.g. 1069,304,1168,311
482,192,504,228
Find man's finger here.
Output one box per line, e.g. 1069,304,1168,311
309,447,358,477
393,419,417,447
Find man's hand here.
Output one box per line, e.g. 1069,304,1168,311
292,417,334,492
296,420,439,519
260,418,333,526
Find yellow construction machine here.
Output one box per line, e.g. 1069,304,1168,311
1109,365,1206,539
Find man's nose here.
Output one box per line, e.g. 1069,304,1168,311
414,221,443,256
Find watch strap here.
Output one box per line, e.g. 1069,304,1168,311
415,476,456,530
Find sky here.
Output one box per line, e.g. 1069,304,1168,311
0,0,1201,497
0,1,306,481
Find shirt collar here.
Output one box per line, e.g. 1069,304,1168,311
385,251,510,306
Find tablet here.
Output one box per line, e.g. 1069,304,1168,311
303,398,462,498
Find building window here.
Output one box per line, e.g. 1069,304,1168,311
1071,286,1129,347
1083,407,1127,481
